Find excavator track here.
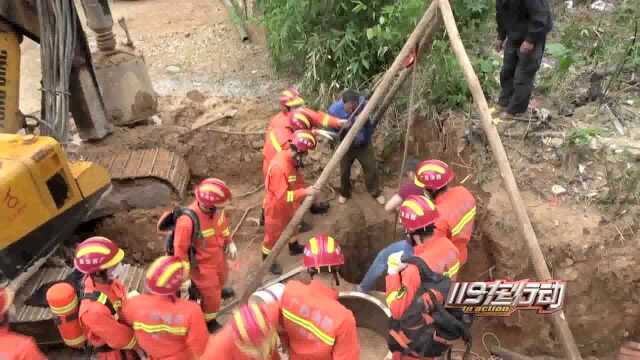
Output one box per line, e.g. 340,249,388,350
83,147,190,198
12,264,147,345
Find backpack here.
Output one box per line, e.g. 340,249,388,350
388,255,473,359
157,207,202,268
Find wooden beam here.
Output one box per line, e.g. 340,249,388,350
437,0,582,359
239,0,440,303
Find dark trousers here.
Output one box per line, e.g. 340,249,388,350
499,39,545,114
340,143,381,198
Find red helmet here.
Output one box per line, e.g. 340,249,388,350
279,88,305,109
74,236,125,274
231,303,277,359
145,256,190,296
415,160,455,191
303,234,345,270
195,178,232,208
288,109,312,130
0,287,14,316
399,195,439,232
291,130,316,153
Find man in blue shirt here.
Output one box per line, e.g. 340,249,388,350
328,89,385,205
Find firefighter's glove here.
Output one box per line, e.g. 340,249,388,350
387,251,408,275
225,242,238,260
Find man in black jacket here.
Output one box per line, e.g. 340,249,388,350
496,0,553,116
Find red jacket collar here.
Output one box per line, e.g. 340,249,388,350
309,278,338,300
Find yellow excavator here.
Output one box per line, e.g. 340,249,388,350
0,0,190,344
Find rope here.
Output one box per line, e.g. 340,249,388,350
482,332,502,356
392,44,421,236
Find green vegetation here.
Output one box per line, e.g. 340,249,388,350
259,0,497,109
567,127,602,145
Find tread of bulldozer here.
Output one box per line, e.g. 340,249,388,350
83,147,190,198
13,264,146,324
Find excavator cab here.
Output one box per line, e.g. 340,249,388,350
0,134,111,282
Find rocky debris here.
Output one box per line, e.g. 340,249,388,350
551,184,567,195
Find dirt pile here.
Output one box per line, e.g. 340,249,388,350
482,178,640,356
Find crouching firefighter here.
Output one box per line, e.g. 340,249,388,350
73,237,138,359
121,256,209,360
385,196,473,360
160,178,238,332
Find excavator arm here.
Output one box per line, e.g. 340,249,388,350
0,0,111,140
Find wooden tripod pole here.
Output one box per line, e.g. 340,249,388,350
437,0,582,359
239,1,440,303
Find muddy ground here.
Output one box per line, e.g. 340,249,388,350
17,0,640,358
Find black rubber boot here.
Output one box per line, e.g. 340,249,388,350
207,320,222,333
260,208,265,226
310,201,330,214
298,221,313,233
288,241,305,256
221,287,235,299
269,263,283,275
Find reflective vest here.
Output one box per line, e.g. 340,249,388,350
434,186,476,264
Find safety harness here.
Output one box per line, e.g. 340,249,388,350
388,255,473,359
159,207,203,269
79,291,121,354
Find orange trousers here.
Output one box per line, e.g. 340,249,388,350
192,264,227,322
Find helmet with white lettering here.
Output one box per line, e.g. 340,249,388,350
74,237,125,274
279,87,305,110
415,160,455,191
195,178,232,209
231,303,278,359
399,195,439,233
290,130,317,153
288,109,312,130
145,256,190,296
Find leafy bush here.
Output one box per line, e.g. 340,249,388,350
260,0,495,108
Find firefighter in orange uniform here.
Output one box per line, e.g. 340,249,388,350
0,287,47,360
173,178,237,332
279,234,360,360
121,256,208,360
262,130,318,275
415,160,476,266
203,302,281,360
74,237,138,359
386,196,461,360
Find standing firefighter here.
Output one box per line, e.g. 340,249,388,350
122,256,208,360
415,160,476,265
386,196,470,360
0,287,47,360
171,178,238,332
203,302,281,360
262,129,318,275
74,237,138,360
495,0,553,117
279,234,360,359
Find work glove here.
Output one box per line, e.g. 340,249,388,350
618,341,640,360
180,280,192,300
225,242,238,260
387,251,408,275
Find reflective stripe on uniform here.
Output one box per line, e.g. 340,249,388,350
286,191,295,203
50,297,78,315
451,207,476,237
63,334,86,347
288,176,297,183
201,228,216,237
443,262,460,278
262,246,271,255
282,308,335,346
386,287,407,306
133,322,187,336
270,131,283,152
123,336,137,350
204,312,218,321
222,228,230,237
322,114,330,128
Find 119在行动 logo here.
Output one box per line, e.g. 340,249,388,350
445,280,566,316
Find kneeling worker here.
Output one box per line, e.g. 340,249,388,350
122,256,208,360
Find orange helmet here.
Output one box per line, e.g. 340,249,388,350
231,303,278,359
303,234,345,270
399,195,439,233
415,160,455,191
291,129,317,153
74,236,125,274
288,109,312,130
0,287,14,316
279,87,305,109
145,256,190,296
195,178,232,209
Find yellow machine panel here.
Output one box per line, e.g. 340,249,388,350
0,31,21,133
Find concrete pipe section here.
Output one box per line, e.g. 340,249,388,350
338,291,393,360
